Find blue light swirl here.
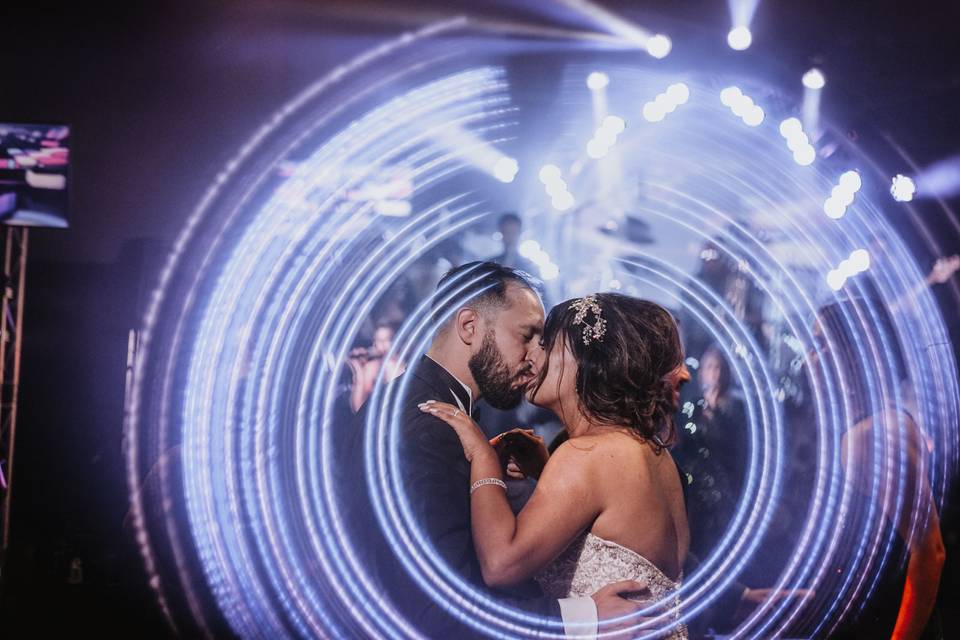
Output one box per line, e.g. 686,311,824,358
126,26,958,640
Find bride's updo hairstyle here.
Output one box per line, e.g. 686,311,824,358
535,293,685,447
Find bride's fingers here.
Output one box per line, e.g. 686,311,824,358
417,402,474,429
417,400,457,417
505,461,525,479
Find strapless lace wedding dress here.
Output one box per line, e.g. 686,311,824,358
536,532,687,639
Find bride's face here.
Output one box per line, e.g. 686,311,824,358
526,334,578,410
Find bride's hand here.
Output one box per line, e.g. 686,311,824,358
418,400,494,463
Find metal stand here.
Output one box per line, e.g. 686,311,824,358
0,226,28,555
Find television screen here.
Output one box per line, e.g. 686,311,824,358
0,122,70,228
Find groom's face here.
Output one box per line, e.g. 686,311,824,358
468,284,544,409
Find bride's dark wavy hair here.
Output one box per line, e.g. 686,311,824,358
533,293,685,448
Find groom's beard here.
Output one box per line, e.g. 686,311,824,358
469,330,528,410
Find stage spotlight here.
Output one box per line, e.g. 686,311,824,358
586,139,608,159
519,239,541,257
727,26,753,50
586,114,625,159
779,117,816,165
665,82,690,105
519,239,561,279
891,174,916,201
538,164,561,183
793,145,816,166
721,87,765,127
803,68,826,90
539,164,575,210
801,68,825,140
602,115,626,134
545,180,567,197
540,262,560,280
823,197,846,219
849,248,871,272
587,71,610,91
839,170,862,193
827,248,871,290
644,83,689,123
743,105,765,126
720,86,742,107
552,191,575,211
493,157,519,183
642,103,665,122
826,269,845,291
646,34,672,59
554,0,671,58
779,117,802,138
823,170,861,219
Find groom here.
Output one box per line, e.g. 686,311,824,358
339,262,645,638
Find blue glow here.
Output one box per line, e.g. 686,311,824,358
124,28,959,640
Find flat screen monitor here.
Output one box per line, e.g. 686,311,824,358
0,122,70,228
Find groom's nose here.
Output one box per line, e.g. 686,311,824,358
526,346,545,375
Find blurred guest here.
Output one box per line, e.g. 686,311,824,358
675,344,746,559
491,212,538,275
374,276,418,328
347,319,405,412
813,299,945,640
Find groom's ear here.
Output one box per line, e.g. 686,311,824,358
454,307,480,346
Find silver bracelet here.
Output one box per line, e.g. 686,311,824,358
470,477,507,494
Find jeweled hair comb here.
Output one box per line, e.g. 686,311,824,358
570,295,607,345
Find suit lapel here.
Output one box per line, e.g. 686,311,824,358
412,356,473,416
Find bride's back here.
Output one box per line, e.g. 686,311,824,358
530,293,692,580
565,429,689,581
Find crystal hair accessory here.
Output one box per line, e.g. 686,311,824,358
570,295,607,345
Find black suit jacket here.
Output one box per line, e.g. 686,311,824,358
336,356,563,638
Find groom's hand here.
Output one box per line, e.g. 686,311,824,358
592,580,649,636
491,429,549,479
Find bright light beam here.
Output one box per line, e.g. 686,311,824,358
555,0,672,58
914,152,960,199
727,0,762,39
431,122,519,183
802,68,825,141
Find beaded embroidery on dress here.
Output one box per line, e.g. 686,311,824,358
536,532,687,639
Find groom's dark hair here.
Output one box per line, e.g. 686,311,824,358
431,261,542,332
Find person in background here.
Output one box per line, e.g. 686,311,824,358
813,298,945,640
491,212,538,276
347,319,405,413
677,344,747,559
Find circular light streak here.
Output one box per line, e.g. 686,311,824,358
126,22,958,640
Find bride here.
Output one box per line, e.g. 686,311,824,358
420,293,691,638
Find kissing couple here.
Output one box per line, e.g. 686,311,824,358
340,261,691,639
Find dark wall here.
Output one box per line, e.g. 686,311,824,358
0,1,957,636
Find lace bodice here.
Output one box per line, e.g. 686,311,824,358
536,532,687,639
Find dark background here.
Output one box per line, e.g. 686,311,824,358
0,1,957,635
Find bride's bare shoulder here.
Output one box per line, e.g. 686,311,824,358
549,431,647,469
